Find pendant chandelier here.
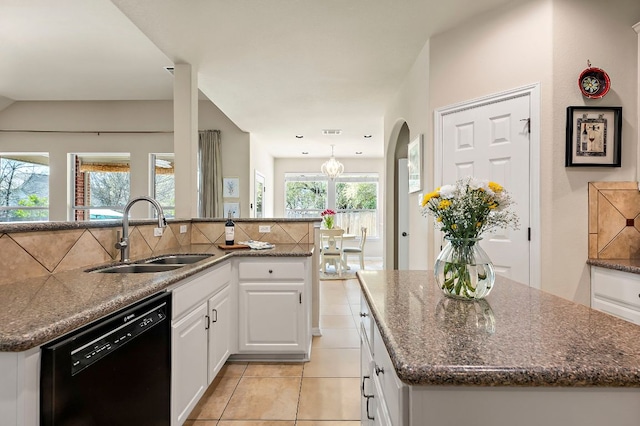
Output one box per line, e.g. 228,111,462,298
321,144,344,180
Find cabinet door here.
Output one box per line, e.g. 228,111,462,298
208,285,231,383
373,373,393,426
361,325,375,426
238,282,304,352
171,303,208,426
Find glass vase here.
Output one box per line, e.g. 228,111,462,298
323,215,335,229
434,237,495,300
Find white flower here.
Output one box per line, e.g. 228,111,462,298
439,184,456,199
467,177,485,191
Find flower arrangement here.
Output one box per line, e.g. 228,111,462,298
420,177,519,239
421,177,519,300
321,208,336,229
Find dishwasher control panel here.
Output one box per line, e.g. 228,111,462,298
70,302,167,375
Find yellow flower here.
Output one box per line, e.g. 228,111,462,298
436,216,443,222
421,191,440,206
451,224,457,229
488,202,498,209
476,222,482,227
488,181,503,193
438,199,451,210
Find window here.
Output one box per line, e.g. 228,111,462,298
73,154,130,221
0,154,49,222
151,154,175,218
285,175,327,218
285,173,379,237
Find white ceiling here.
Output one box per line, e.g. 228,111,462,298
1,0,514,159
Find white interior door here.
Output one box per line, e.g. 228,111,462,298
397,159,409,270
441,94,530,284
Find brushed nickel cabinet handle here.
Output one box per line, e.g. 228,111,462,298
365,395,374,420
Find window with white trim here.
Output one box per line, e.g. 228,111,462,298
0,154,49,222
72,153,130,221
284,173,379,238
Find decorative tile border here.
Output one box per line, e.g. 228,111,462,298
588,182,640,259
0,220,317,286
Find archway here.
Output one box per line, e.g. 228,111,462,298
384,120,410,269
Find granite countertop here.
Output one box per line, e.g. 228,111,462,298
0,243,313,352
587,258,640,274
357,270,640,387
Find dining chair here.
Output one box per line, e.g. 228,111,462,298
319,228,345,276
343,226,367,270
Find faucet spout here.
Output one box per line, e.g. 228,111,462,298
116,196,167,262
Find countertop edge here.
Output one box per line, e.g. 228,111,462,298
0,245,313,352
356,271,640,388
587,258,640,275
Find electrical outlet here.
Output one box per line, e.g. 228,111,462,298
154,227,163,237
259,225,271,233
180,225,188,234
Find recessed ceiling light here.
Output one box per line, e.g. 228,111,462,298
302,151,309,155
295,135,304,139
322,129,342,136
364,134,372,138
356,151,363,155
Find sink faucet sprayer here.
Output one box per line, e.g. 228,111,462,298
116,196,167,262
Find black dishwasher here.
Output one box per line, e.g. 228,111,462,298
40,291,171,426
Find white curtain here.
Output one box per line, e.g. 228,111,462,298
198,130,222,218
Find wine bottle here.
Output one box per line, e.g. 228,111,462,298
225,211,235,245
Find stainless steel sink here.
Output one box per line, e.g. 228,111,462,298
144,254,214,265
92,263,185,273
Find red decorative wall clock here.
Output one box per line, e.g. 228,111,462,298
578,61,611,99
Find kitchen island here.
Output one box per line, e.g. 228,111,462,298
357,270,640,426
0,242,314,426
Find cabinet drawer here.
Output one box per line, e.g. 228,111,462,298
173,263,231,320
373,324,407,426
360,291,373,353
592,266,640,312
238,261,305,281
592,297,640,325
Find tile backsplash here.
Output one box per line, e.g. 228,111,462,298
0,220,316,286
588,182,640,259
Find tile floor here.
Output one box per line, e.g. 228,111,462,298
185,260,381,426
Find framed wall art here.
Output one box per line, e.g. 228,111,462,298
565,106,622,167
223,202,240,218
408,134,422,193
222,177,240,198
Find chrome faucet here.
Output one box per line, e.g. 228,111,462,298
115,196,167,262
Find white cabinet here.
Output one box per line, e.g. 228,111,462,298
239,282,305,351
0,348,39,426
172,303,209,426
171,263,232,426
359,290,407,426
591,265,640,325
237,259,311,357
207,285,232,381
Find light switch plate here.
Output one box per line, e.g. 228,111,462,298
154,227,163,237
180,225,188,234
259,225,271,233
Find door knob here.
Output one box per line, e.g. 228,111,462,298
402,232,408,237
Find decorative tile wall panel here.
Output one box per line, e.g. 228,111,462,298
588,182,640,259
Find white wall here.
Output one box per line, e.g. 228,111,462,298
383,37,431,269
249,134,275,217
198,101,251,217
274,157,385,257
548,0,640,302
386,0,640,304
0,99,250,220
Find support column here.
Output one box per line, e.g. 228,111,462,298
173,63,199,219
